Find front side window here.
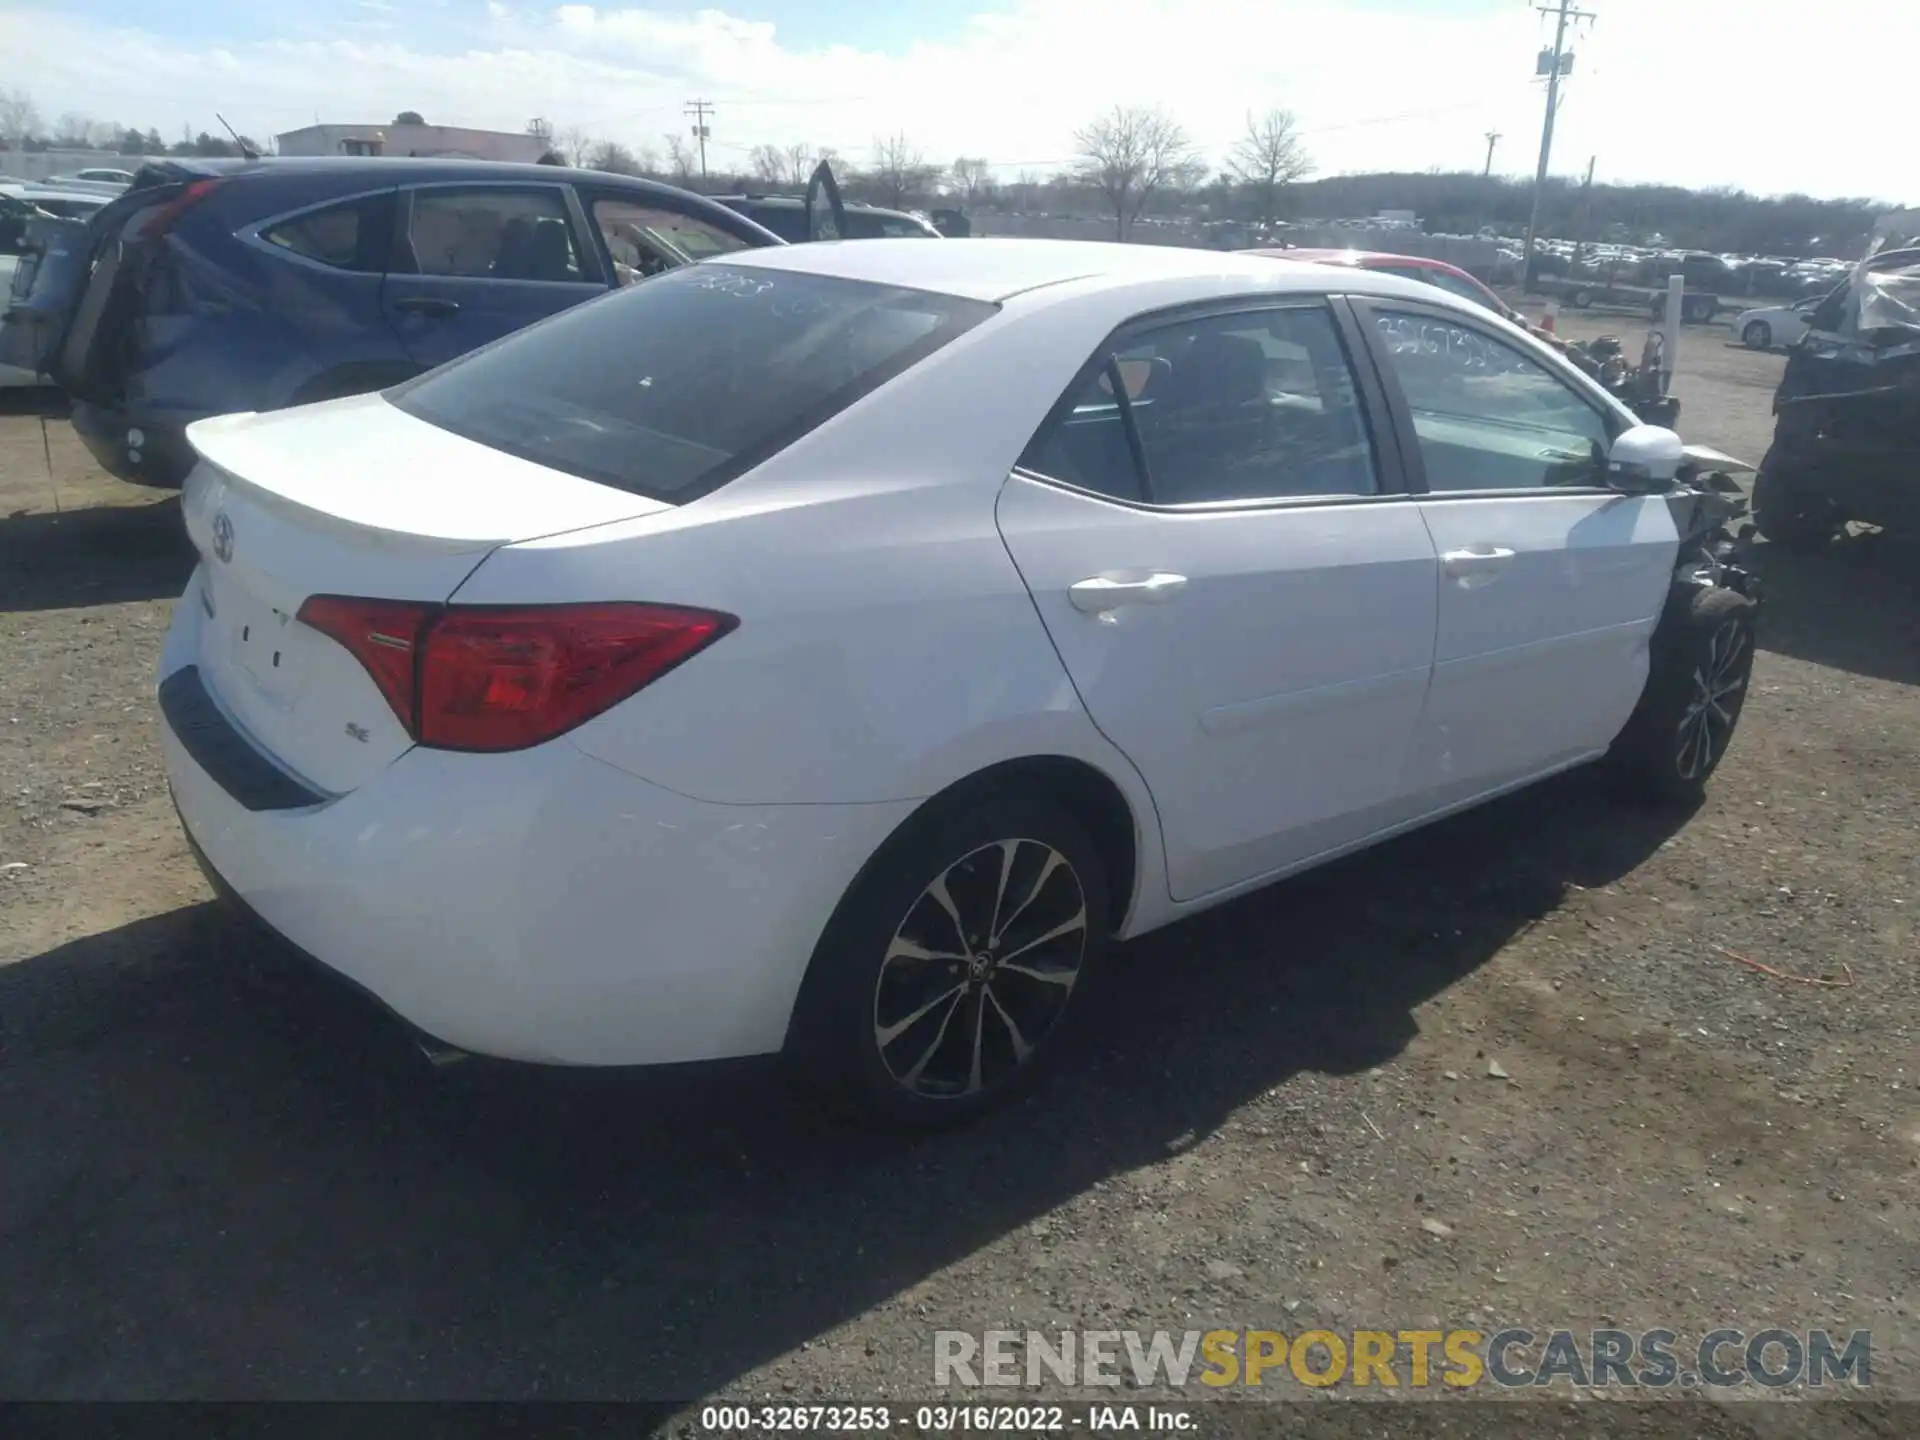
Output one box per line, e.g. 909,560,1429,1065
392,265,995,503
1373,310,1611,491
259,193,392,273
403,187,582,281
589,197,752,286
1020,305,1379,505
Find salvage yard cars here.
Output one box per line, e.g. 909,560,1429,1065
158,240,1761,1126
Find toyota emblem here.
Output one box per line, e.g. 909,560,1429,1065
210,511,235,564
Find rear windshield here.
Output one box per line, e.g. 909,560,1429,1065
390,265,995,502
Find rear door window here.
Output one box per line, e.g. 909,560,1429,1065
1020,304,1379,505
400,187,584,281
390,265,996,503
586,195,753,286
258,192,393,273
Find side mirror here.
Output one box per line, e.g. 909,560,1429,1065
1607,424,1685,492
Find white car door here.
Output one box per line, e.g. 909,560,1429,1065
1356,300,1679,812
996,300,1440,902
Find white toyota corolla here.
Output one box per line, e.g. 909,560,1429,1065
160,239,1760,1125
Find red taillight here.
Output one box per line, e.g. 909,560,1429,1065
138,178,223,239
296,595,435,731
296,597,736,753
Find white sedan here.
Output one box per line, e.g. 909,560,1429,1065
160,239,1760,1125
1733,297,1821,350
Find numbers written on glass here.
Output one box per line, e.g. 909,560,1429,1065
1374,315,1517,371
687,270,774,298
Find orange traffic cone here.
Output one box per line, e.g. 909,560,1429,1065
1540,300,1560,334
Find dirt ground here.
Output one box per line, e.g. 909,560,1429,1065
1,315,1916,1424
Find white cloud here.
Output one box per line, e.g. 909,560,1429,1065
0,0,1912,200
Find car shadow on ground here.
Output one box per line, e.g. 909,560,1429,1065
1748,532,1920,687
0,493,192,612
0,770,1692,1399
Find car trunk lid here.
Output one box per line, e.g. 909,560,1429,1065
179,393,671,795
0,163,217,395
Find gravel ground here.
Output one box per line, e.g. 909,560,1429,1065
0,316,1915,1424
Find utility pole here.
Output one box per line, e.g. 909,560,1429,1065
1520,0,1595,291
684,99,714,184
1483,131,1501,177
1572,154,1597,268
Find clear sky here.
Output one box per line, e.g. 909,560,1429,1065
3,0,1912,203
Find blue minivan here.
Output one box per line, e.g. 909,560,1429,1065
1,157,788,487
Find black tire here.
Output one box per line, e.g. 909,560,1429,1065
1742,320,1772,349
1608,585,1758,804
1752,447,1840,552
787,790,1110,1128
1571,288,1594,309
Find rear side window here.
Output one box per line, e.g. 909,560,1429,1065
391,265,996,503
589,196,752,286
1021,305,1379,505
260,192,393,273
401,187,582,281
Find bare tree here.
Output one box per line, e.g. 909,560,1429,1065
1073,105,1198,240
633,141,662,177
586,140,643,175
748,143,785,186
662,133,697,182
1226,108,1312,227
0,89,40,147
867,132,938,208
551,125,592,168
782,142,814,187
54,111,94,147
951,157,991,209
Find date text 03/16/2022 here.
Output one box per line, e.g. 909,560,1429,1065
696,1403,1193,1433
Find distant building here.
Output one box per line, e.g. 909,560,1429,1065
275,123,545,163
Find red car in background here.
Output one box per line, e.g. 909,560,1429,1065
1250,247,1517,318
1249,247,1574,353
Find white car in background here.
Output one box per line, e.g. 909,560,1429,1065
159,239,1760,1125
1734,297,1822,350
1,186,114,386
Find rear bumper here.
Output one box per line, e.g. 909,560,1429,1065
158,615,915,1067
72,400,201,488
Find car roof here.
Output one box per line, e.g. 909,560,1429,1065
719,236,1432,305
173,154,710,198
0,183,112,205
1252,247,1467,274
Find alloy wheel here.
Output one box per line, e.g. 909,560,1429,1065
872,838,1089,1100
1676,619,1748,780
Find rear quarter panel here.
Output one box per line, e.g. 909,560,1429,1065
131,184,409,417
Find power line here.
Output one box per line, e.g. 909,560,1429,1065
1484,130,1501,177
684,98,714,182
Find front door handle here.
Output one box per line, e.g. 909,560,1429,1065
1441,546,1515,587
394,295,461,318
1069,572,1188,614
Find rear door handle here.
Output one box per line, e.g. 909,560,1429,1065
394,296,460,318
1441,546,1514,586
1069,572,1188,614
